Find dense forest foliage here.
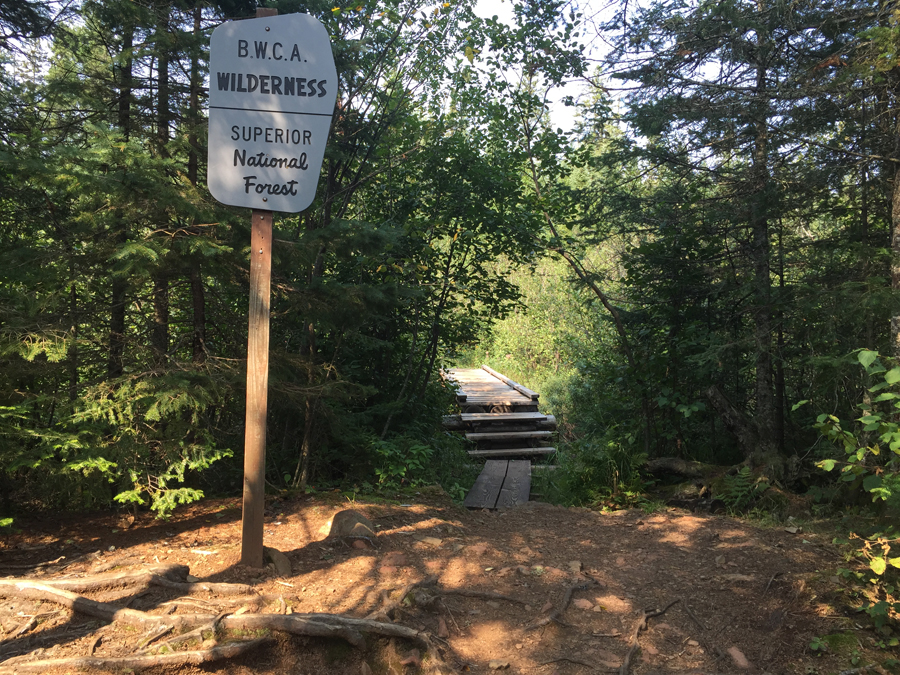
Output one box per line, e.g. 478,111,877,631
2,0,900,539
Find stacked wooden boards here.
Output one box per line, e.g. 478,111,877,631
442,366,557,509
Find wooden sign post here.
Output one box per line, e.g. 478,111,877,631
207,7,337,567
241,207,272,567
241,6,277,570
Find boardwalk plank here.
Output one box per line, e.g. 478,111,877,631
468,447,555,457
481,365,540,401
465,430,554,441
459,412,547,422
450,366,556,509
496,460,531,508
463,460,508,509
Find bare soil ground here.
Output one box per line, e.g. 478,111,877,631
0,487,888,674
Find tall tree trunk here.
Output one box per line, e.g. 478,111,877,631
68,282,77,402
108,261,127,378
774,218,785,452
156,5,170,155
108,22,133,378
294,161,337,489
190,265,206,363
186,6,206,364
117,27,132,141
748,15,778,461
187,6,201,186
151,6,171,367
891,109,900,357
152,272,169,365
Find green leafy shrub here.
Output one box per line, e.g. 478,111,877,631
553,429,647,507
70,368,233,517
721,466,769,513
371,435,434,489
813,349,900,513
812,349,900,628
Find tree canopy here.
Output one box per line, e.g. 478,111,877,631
1,0,900,537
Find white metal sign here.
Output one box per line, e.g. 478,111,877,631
208,13,337,212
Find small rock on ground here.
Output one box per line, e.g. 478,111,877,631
728,646,751,668
263,547,292,577
327,510,376,539
437,617,449,638
382,551,408,567
400,648,421,667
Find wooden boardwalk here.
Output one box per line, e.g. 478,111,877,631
442,366,557,509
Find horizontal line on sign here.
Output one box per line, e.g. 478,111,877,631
210,105,333,117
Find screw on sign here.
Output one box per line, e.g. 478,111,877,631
207,10,336,567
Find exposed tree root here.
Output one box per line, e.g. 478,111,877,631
17,564,189,590
619,599,679,675
0,570,460,673
135,611,228,656
439,588,529,605
26,564,257,596
0,578,191,630
0,556,67,572
541,655,617,671
0,637,271,673
0,580,433,648
366,575,438,621
680,598,725,660
526,579,595,630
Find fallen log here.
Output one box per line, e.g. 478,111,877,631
643,458,716,480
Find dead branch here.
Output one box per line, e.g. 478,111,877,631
135,623,174,651
136,611,228,656
86,633,102,656
678,598,724,659
619,599,680,675
681,599,706,631
526,580,595,630
643,458,710,479
0,637,270,673
10,616,37,638
763,571,784,596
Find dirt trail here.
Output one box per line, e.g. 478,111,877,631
0,489,872,674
